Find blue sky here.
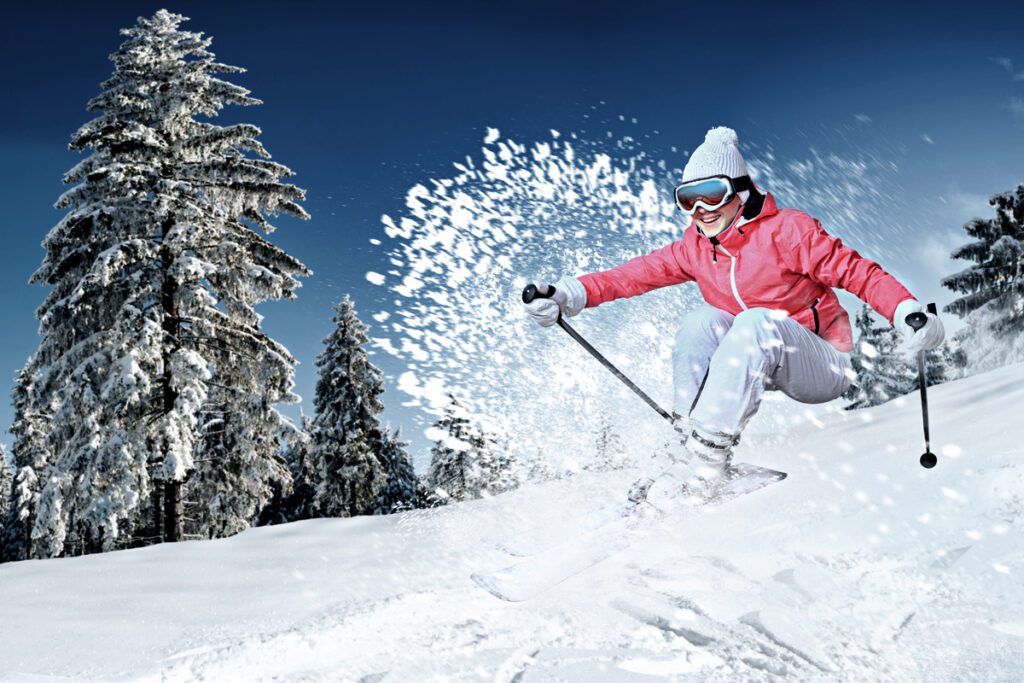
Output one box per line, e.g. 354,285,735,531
2,0,1023,464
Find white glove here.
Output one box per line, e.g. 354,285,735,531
524,276,587,327
893,299,945,353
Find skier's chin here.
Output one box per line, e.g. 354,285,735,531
699,218,726,236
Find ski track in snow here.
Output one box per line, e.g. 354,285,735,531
2,365,1024,682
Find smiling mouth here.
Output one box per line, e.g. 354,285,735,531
697,212,721,224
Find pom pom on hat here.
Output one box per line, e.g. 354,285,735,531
682,126,747,182
704,126,740,147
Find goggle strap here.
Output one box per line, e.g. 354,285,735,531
730,175,753,192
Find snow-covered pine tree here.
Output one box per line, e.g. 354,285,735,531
185,391,294,538
3,367,49,561
526,446,562,482
470,430,519,496
374,427,418,514
306,296,388,517
0,443,11,557
942,183,1024,370
424,394,512,503
844,305,917,409
279,414,315,522
941,343,967,381
20,10,309,555
424,394,474,505
588,412,631,472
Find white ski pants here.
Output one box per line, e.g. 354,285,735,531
673,306,853,437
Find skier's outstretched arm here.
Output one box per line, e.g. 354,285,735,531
524,241,693,327
576,240,694,308
784,217,943,351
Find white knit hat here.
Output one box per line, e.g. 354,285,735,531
682,126,748,182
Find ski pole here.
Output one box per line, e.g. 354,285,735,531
522,283,675,425
904,302,938,469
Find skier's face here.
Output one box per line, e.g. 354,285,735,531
693,195,741,237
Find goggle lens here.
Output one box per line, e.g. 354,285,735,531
674,178,732,214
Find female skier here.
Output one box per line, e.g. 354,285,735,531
524,126,946,504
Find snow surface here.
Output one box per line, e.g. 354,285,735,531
2,365,1023,682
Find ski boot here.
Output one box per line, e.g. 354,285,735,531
633,425,739,510
628,416,691,504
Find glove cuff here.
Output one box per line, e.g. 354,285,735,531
556,276,587,317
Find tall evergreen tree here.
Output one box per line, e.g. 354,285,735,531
306,297,387,517
374,428,418,514
16,10,309,556
942,183,1024,370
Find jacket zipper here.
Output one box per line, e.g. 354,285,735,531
810,297,820,334
715,243,748,311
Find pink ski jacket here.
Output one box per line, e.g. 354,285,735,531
577,191,913,353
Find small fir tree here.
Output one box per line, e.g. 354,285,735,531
374,428,418,514
306,297,387,517
0,444,11,557
473,431,519,495
280,415,315,521
424,394,475,505
3,367,49,561
942,183,1024,370
588,412,632,471
844,305,917,409
425,394,512,503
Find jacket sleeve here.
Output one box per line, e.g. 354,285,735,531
785,215,913,324
577,240,693,308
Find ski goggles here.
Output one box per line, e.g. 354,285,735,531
673,175,753,215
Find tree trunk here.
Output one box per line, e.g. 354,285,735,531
163,480,182,542
150,484,163,545
160,218,184,543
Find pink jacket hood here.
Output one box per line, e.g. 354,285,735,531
577,191,913,353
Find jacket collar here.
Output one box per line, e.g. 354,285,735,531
696,190,778,254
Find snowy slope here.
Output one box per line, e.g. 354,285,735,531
2,365,1023,682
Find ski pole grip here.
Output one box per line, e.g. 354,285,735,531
905,312,927,332
522,283,555,304
905,302,938,332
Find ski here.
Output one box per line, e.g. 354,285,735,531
472,463,786,602
495,499,636,557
